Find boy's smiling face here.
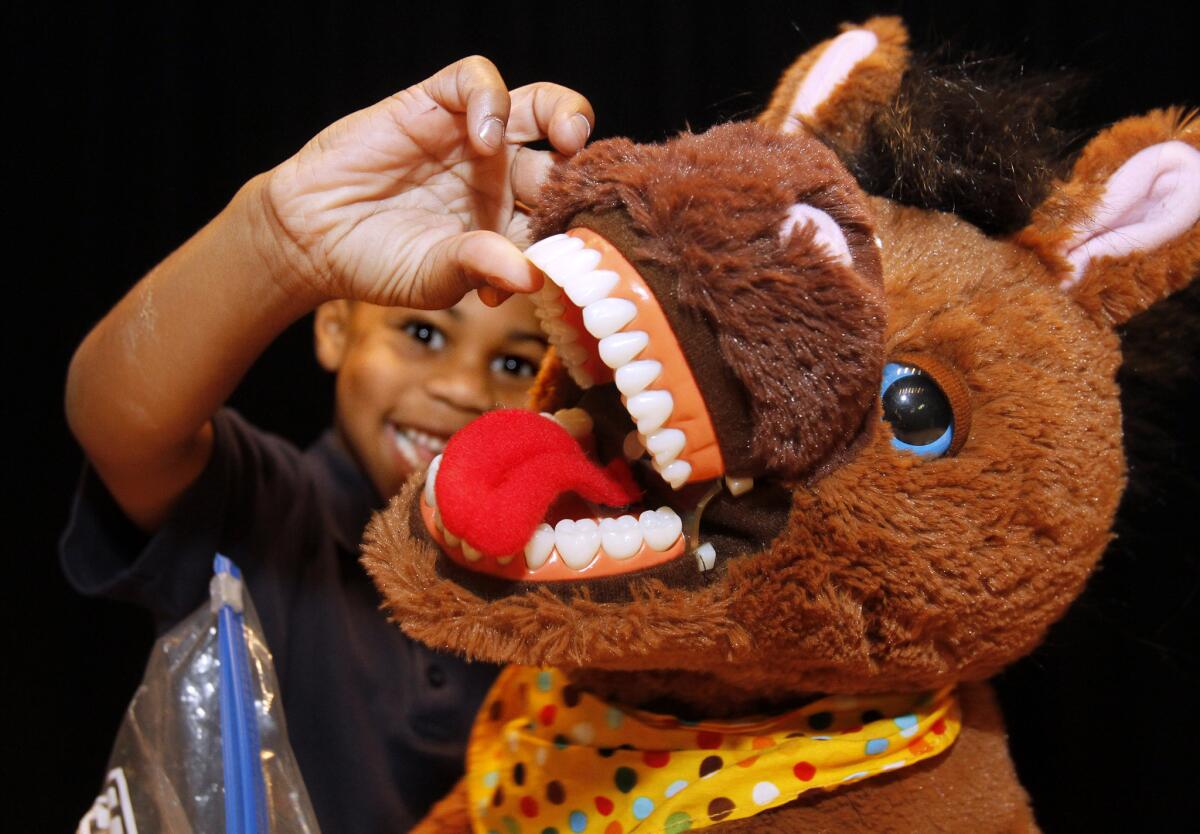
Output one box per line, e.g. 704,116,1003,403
316,292,546,500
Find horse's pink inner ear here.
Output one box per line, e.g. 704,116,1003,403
1061,140,1200,289
780,204,853,265
783,29,879,133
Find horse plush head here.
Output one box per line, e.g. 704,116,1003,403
365,16,1199,832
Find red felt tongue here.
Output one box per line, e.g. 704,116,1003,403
434,410,642,557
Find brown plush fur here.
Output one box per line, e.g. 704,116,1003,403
366,199,1125,695
362,17,1199,833
845,54,1078,236
1018,108,1200,326
526,346,580,414
763,18,1080,236
760,16,910,157
531,122,885,478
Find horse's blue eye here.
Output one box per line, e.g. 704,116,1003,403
881,362,953,457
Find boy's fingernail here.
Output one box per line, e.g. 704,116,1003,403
478,116,505,149
571,113,592,146
478,286,510,307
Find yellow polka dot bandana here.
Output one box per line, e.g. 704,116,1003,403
468,666,960,834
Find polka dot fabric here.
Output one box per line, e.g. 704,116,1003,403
467,667,961,833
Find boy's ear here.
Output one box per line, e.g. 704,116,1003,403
1016,109,1200,327
314,300,352,371
758,16,909,152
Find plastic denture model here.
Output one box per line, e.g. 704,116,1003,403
364,16,1200,834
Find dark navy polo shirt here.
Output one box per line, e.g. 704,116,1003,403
61,409,498,833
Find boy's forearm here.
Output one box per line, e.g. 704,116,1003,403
66,174,320,527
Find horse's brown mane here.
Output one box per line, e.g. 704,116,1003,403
828,52,1080,235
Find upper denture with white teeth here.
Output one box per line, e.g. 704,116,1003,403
524,231,726,491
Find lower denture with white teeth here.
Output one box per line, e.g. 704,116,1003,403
418,228,737,581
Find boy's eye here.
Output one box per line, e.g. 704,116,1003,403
491,355,538,379
402,320,446,350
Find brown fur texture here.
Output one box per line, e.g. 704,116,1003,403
367,477,753,669
759,16,910,157
362,16,1199,833
762,17,1079,236
531,122,886,479
365,200,1126,697
1018,108,1200,326
525,346,580,414
842,53,1078,236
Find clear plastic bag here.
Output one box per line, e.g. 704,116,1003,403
77,556,320,833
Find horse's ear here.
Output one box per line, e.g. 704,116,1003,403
1017,110,1200,327
758,16,909,152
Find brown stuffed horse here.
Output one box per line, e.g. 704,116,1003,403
364,17,1200,833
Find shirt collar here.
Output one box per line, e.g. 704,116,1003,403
307,429,384,553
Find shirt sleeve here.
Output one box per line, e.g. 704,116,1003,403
59,409,318,629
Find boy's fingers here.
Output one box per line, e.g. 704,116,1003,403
416,231,543,308
422,56,513,155
511,147,566,207
508,82,595,155
477,286,513,307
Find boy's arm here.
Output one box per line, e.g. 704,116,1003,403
65,179,310,530
65,57,593,530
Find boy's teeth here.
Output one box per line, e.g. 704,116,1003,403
396,427,446,463
555,518,601,568
419,430,446,451
583,298,638,339
599,516,642,559
424,454,442,508
639,507,683,551
625,390,673,435
615,359,662,396
598,330,649,368
524,524,556,569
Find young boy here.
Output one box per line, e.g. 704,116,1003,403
61,57,594,832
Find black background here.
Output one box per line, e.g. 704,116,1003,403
8,1,1198,831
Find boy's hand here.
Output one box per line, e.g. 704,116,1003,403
262,56,593,309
